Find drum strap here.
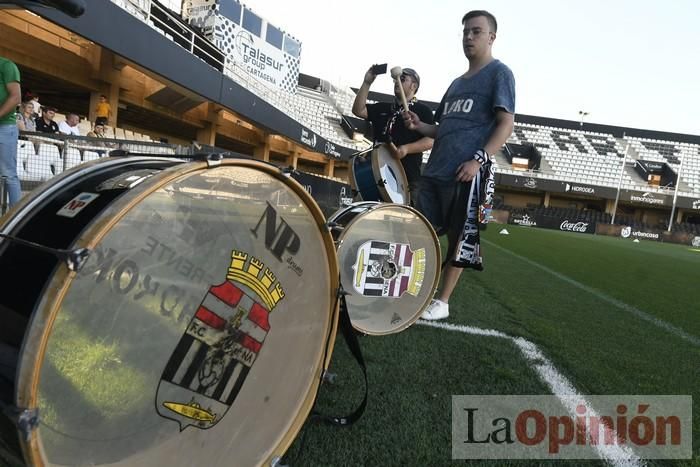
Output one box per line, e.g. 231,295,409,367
311,289,368,427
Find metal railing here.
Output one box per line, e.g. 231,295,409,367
16,132,182,192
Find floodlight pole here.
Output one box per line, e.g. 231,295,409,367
611,143,630,225
667,152,684,232
578,110,589,127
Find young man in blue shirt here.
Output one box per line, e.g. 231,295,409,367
403,10,515,320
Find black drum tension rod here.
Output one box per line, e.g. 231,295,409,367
0,233,90,272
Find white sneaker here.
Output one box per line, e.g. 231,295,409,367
421,299,449,320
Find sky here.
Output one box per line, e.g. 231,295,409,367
245,0,699,136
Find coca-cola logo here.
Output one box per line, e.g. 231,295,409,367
559,220,589,233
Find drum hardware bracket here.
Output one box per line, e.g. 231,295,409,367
270,456,290,467
376,178,387,187
280,166,299,178
322,370,337,384
325,221,344,232
0,402,39,441
0,233,91,272
205,153,223,167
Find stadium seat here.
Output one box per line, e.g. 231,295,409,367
64,146,83,169
16,141,33,180
37,143,61,161
78,119,92,135
25,155,55,181
83,150,101,161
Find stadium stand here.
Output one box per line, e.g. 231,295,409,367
506,123,634,187
1,0,698,240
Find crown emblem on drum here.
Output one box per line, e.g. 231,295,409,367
227,250,285,310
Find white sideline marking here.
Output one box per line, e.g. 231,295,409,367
418,320,643,466
484,239,700,347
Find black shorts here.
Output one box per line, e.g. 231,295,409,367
415,176,468,237
95,116,108,126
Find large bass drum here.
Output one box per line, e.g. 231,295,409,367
328,202,439,335
0,156,339,467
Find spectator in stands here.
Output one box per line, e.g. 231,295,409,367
28,93,41,117
35,106,59,133
86,123,106,138
58,112,81,136
16,101,36,132
352,66,433,203
95,94,111,126
0,55,22,207
403,10,515,320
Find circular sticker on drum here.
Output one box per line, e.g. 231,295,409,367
333,203,440,335
11,161,338,466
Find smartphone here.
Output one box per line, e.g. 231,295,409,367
371,63,387,75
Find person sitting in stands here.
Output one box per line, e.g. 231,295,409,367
16,101,35,132
86,123,106,138
35,106,59,133
58,113,80,136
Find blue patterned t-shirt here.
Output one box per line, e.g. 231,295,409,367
423,59,515,181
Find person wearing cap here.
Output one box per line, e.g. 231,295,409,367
352,65,434,204
35,106,59,133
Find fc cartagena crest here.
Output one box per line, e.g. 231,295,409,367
352,240,425,298
156,250,285,430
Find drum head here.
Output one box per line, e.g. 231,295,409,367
335,204,439,335
327,201,379,241
15,160,338,466
371,145,409,205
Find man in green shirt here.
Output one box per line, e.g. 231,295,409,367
0,56,22,207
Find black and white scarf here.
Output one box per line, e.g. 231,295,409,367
452,150,496,270
384,96,418,139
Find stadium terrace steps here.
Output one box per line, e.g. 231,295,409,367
290,88,369,151
504,123,700,195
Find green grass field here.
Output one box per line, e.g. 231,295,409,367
289,225,700,467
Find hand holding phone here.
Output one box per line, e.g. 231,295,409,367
371,63,387,75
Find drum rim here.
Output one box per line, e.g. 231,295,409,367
370,145,410,206
0,156,183,235
15,158,340,466
334,203,440,336
326,201,380,225
348,154,363,201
